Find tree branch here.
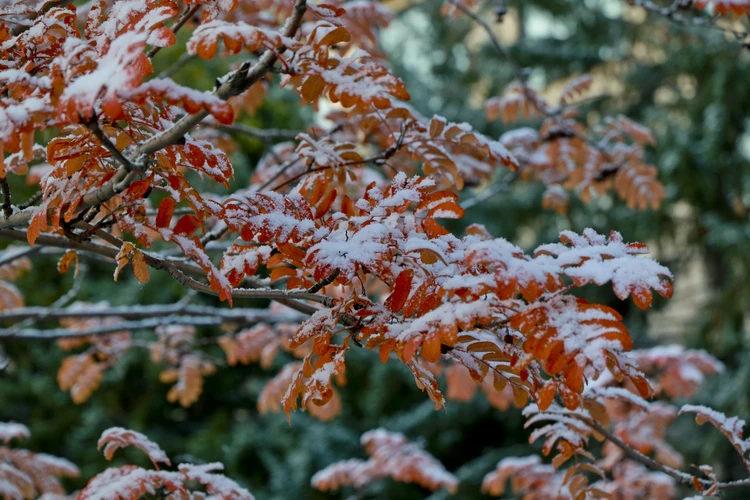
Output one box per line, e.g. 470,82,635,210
0,227,333,308
0,177,13,218
0,315,260,340
447,0,548,116
623,0,750,46
0,0,309,230
17,190,42,209
84,119,144,173
217,122,300,141
580,416,750,491
0,304,305,323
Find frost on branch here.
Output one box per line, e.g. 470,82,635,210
0,421,80,498
312,429,457,493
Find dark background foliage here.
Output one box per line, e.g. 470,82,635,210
2,1,749,498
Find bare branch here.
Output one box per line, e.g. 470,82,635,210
1,315,249,340
447,0,548,116
461,173,517,209
0,228,330,307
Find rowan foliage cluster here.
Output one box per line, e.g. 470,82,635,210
0,0,749,498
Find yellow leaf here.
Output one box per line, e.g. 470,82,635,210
57,250,78,276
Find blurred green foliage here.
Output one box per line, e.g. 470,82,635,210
2,1,750,498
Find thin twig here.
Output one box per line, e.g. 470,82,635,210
0,177,12,217
147,5,201,59
199,221,228,246
269,140,403,192
17,190,42,209
218,123,300,141
84,119,143,173
461,173,517,209
157,52,197,79
447,0,548,116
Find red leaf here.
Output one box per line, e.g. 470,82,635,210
124,176,152,201
385,269,413,313
156,198,176,229
173,214,200,237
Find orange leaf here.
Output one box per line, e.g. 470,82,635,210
132,250,150,284
402,335,422,364
314,188,337,219
427,201,464,220
538,380,557,411
308,178,326,206
421,333,441,363
271,266,297,282
422,217,449,238
319,26,351,46
27,209,47,245
631,286,653,309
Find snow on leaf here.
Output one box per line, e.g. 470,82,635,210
312,429,457,493
534,228,673,309
79,465,185,500
679,405,750,471
0,423,30,444
97,427,171,468
631,345,723,399
178,463,254,500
